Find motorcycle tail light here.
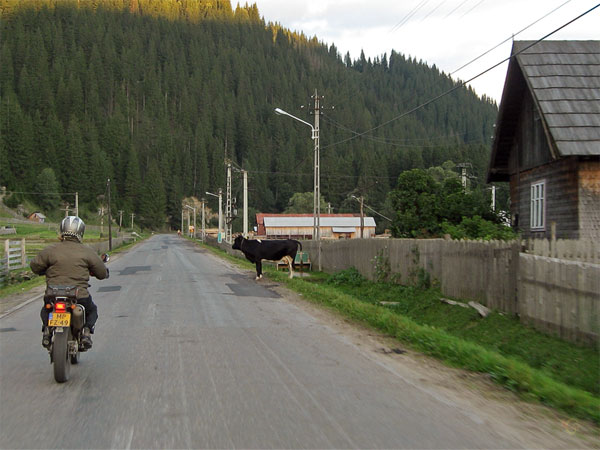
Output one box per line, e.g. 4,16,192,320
55,302,67,313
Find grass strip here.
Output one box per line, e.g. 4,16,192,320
0,233,150,298
0,275,45,298
327,271,599,397
203,245,599,424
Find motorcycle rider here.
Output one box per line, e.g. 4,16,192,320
30,216,109,350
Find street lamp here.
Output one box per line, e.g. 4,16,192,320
184,204,196,238
201,198,206,242
206,190,223,243
274,106,321,271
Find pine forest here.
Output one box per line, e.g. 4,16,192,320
0,0,499,231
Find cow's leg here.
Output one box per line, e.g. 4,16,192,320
255,260,263,280
288,257,294,279
279,256,291,273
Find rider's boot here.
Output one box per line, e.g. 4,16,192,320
81,327,93,350
42,327,51,349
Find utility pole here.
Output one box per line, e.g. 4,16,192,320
118,210,123,232
61,204,70,217
457,163,472,191
107,179,112,251
360,196,364,239
205,190,223,242
201,198,206,242
181,210,184,235
312,89,322,271
225,162,232,244
192,206,196,239
218,188,223,243
99,206,105,236
130,213,135,229
187,210,191,237
75,192,79,217
243,170,248,237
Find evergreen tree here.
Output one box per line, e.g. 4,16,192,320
123,144,142,214
34,167,61,213
139,159,166,229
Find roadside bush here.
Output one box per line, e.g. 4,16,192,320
325,267,365,287
441,215,517,240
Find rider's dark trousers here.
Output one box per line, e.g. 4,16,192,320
40,295,98,332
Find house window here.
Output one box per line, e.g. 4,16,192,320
530,181,545,230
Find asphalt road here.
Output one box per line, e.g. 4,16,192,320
0,235,587,449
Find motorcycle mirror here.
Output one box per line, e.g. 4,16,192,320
101,253,110,263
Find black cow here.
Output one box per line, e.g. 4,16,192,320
232,235,302,280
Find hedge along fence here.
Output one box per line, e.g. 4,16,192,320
299,238,598,345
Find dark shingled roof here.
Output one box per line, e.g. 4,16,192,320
488,40,600,182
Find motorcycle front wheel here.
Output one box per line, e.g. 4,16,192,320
52,328,71,383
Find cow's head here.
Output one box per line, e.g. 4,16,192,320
232,234,244,250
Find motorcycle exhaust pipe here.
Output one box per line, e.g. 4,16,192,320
71,304,85,330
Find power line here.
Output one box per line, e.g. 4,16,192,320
321,113,487,148
450,0,572,75
420,0,448,22
246,169,398,180
322,3,599,151
3,190,76,195
391,0,430,32
459,0,486,19
444,0,470,19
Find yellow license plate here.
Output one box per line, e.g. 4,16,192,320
49,312,71,327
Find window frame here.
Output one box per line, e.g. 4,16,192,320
530,179,546,230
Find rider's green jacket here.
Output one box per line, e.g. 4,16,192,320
30,237,108,299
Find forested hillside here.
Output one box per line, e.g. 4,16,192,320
0,0,498,230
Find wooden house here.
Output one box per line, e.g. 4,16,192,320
487,41,600,239
27,212,46,223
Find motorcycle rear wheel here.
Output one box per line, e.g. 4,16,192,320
52,328,71,383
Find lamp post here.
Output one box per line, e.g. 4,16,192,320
201,198,206,242
275,106,321,271
184,204,196,238
206,190,223,243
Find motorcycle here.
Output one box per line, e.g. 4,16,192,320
44,286,86,382
44,253,109,383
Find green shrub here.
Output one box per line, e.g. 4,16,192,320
441,215,517,240
325,267,365,287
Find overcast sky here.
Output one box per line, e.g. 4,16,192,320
252,0,599,104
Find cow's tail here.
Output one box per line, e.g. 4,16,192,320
296,240,302,251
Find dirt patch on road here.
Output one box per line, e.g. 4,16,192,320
264,279,599,449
